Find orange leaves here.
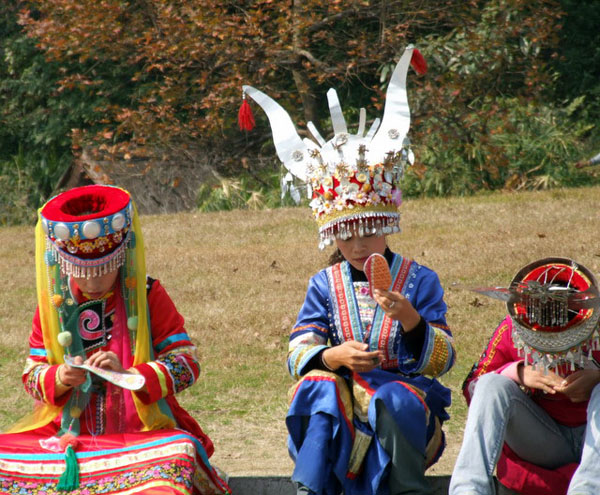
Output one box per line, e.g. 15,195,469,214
56,74,100,93
13,0,564,174
147,63,166,73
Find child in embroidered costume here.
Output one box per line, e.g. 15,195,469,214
0,185,230,495
449,257,600,495
243,46,455,495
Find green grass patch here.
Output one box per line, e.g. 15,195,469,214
1,186,599,475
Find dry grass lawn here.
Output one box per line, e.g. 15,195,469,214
1,186,600,478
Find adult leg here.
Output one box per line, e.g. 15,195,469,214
292,413,335,495
450,373,578,495
375,400,432,495
568,383,600,494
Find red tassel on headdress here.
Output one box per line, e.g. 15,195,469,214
238,95,255,131
410,48,427,75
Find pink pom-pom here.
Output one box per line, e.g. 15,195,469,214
59,433,80,451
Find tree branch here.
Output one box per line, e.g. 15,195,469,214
305,8,378,34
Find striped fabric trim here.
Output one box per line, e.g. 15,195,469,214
0,433,194,462
0,479,193,495
155,332,191,353
288,344,327,379
147,361,170,397
478,320,511,377
289,371,354,436
23,362,46,402
290,324,329,336
39,366,52,403
328,262,363,343
430,322,451,332
327,255,412,368
0,433,204,495
372,256,412,367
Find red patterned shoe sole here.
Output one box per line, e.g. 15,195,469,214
365,253,392,297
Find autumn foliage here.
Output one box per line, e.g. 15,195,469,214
13,1,468,148
1,0,599,221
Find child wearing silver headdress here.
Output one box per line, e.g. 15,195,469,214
244,46,455,495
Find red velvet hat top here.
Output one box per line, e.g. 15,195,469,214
40,185,133,276
41,185,130,223
508,257,600,358
513,261,592,332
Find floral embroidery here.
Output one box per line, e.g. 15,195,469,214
160,351,195,393
0,460,195,494
23,361,46,401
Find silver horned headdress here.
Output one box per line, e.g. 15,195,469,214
243,45,421,249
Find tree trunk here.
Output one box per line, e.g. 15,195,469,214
291,0,318,125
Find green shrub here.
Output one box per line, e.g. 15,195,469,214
0,148,70,226
404,97,598,196
196,170,306,212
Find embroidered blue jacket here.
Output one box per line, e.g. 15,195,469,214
287,253,455,380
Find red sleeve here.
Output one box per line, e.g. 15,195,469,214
132,279,200,404
462,315,521,403
29,307,45,350
147,280,192,350
23,307,71,406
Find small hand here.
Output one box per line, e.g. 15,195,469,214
553,369,600,403
323,341,383,373
517,363,564,394
59,356,87,387
373,289,421,331
85,350,126,373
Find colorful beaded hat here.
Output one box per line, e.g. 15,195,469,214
475,257,600,370
40,184,133,278
24,184,167,490
243,45,423,249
